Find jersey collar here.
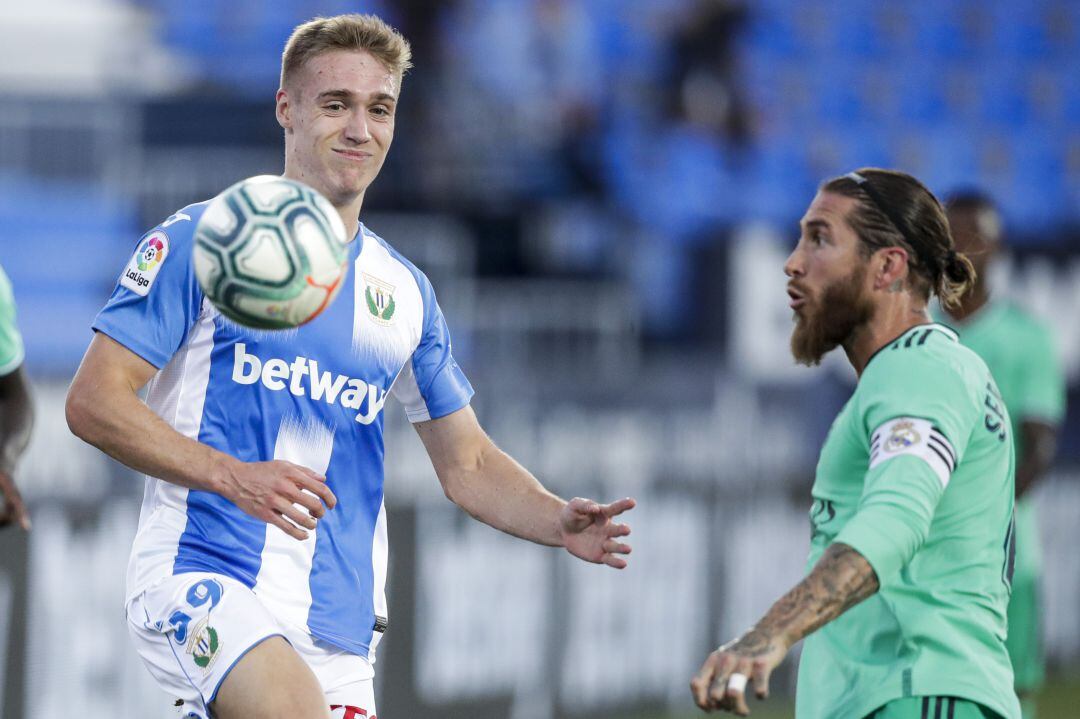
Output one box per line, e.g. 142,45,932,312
865,322,958,369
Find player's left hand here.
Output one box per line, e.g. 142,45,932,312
0,470,30,531
690,629,789,715
558,496,634,568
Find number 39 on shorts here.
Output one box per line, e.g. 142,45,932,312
165,578,224,644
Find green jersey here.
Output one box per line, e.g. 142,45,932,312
796,323,1020,719
949,300,1066,694
0,264,24,376
950,300,1066,576
948,300,1065,459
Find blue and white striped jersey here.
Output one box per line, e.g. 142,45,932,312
94,201,474,660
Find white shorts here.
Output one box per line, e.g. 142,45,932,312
126,572,377,718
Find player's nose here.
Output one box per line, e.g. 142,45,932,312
343,111,372,144
784,244,804,277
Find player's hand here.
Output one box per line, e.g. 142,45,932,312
222,459,336,540
558,496,635,569
690,628,789,715
0,470,30,531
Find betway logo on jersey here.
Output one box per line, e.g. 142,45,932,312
231,343,387,425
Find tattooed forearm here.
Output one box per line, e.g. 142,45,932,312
734,543,879,651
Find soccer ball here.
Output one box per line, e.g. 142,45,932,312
193,175,349,329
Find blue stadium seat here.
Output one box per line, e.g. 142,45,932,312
912,2,985,60
1062,67,1080,124
742,134,816,224
893,125,980,193
809,60,866,121
837,125,894,171
988,1,1052,60
16,287,104,375
892,62,949,124
829,2,890,59
742,9,801,59
1007,128,1067,230
977,62,1033,127
0,174,137,375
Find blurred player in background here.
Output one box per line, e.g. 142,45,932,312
692,169,1020,719
942,191,1066,719
0,262,33,532
66,14,633,719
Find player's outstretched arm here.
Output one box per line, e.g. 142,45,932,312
690,542,879,715
415,405,634,568
66,332,336,540
0,365,34,531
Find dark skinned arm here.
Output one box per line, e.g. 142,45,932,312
0,365,34,530
691,542,879,715
1015,420,1058,499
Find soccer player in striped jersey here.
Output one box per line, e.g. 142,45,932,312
66,15,634,719
0,262,33,532
691,169,1020,718
942,192,1066,719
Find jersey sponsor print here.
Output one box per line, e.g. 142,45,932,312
96,203,473,660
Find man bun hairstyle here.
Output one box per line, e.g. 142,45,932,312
822,167,977,308
281,14,413,91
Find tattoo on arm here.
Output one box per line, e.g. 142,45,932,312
731,543,879,654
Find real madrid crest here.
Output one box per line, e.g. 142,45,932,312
884,420,920,452
362,272,396,325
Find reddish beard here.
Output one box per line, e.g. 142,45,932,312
790,263,874,366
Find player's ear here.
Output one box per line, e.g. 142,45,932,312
276,88,293,131
875,246,909,290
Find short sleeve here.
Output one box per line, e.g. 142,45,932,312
1014,324,1066,426
390,279,473,422
91,210,206,369
0,265,25,376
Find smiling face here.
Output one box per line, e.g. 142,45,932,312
784,191,876,366
277,49,399,208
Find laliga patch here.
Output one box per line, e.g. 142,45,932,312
120,230,169,296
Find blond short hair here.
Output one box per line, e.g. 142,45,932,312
281,14,412,90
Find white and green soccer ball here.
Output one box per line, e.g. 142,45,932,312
193,175,349,329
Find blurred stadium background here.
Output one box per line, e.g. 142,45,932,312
0,0,1078,716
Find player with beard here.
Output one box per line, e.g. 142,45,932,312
691,168,1021,719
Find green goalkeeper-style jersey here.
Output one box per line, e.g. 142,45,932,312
949,300,1067,693
796,323,1021,719
950,300,1066,581
947,300,1066,458
0,264,24,376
